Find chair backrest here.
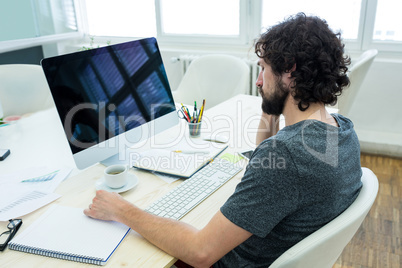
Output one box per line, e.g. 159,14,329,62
172,54,250,109
269,167,379,268
0,64,54,117
338,49,378,116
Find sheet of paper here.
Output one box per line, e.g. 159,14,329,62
132,139,227,177
0,167,71,192
0,190,60,221
135,149,199,176
0,167,72,221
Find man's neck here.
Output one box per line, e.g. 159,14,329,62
282,97,338,127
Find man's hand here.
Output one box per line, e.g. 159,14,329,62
84,190,131,222
256,113,279,145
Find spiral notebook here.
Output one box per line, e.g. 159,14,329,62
8,205,130,266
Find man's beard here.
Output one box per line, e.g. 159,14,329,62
259,80,289,116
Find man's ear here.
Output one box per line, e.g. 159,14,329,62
290,63,296,72
286,63,296,78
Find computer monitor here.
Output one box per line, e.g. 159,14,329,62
41,37,178,169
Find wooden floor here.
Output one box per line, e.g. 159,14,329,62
334,154,402,268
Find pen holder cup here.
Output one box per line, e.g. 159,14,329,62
188,122,202,138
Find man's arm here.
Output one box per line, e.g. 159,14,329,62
256,113,279,145
84,190,252,268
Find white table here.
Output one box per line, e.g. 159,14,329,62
0,107,76,175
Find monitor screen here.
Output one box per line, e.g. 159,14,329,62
42,37,178,169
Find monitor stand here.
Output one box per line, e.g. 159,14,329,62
100,148,139,167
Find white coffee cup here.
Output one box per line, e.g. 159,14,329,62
104,164,128,189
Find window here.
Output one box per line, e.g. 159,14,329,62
261,0,362,40
373,0,402,41
85,0,156,37
0,0,81,54
34,0,78,36
159,0,239,36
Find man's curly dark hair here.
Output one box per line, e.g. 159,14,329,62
255,13,351,111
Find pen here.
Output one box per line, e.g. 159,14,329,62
172,150,209,154
182,108,191,122
193,101,197,123
184,104,192,121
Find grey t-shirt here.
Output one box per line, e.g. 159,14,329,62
215,114,362,268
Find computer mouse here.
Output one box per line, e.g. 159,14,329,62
203,134,229,143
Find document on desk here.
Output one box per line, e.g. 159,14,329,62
132,139,228,178
0,167,71,221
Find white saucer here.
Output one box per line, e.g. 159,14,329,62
95,173,138,193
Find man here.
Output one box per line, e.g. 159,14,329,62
84,13,362,267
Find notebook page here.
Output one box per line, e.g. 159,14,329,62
10,205,130,260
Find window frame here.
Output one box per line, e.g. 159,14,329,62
79,0,402,53
361,0,402,52
341,0,368,51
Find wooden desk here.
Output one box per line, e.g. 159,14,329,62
0,94,262,267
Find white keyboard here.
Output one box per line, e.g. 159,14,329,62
145,158,243,220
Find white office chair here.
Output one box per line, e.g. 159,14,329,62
338,49,378,117
269,167,379,268
172,54,250,109
0,64,54,117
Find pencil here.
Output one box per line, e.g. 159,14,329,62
172,150,209,154
197,99,205,123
